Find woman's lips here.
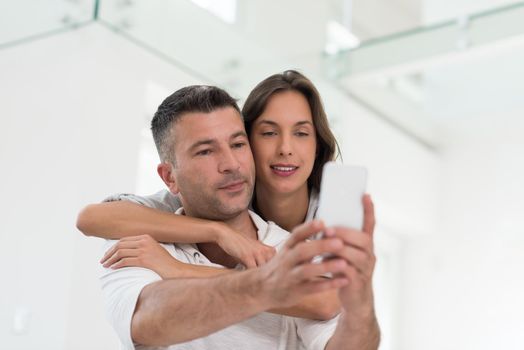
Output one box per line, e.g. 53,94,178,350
270,165,298,177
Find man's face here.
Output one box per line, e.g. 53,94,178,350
169,107,255,221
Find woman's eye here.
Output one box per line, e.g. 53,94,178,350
261,131,276,136
295,131,309,137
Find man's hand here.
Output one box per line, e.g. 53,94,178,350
129,220,353,346
214,222,276,268
334,194,376,313
325,194,380,350
255,220,351,309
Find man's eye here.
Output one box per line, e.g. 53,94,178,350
196,149,211,156
233,142,246,149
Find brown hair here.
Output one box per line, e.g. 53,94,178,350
242,70,340,191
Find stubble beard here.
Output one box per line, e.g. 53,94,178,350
178,173,254,221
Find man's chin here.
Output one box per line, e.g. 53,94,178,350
214,206,249,220
217,198,251,217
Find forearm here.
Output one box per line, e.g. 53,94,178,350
76,201,219,242
132,270,269,346
163,266,338,319
161,260,233,279
326,308,380,350
269,289,340,320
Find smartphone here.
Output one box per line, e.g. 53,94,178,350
316,162,368,230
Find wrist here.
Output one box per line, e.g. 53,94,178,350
241,268,274,311
328,309,380,350
162,258,185,279
208,221,225,244
339,303,378,331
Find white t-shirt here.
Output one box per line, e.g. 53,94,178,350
99,207,337,350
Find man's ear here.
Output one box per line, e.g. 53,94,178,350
157,162,179,194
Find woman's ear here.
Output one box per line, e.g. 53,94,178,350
157,162,179,194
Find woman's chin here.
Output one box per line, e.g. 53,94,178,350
263,181,307,196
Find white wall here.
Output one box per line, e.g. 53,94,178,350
0,23,204,350
321,85,440,350
352,0,423,40
398,114,524,349
315,80,440,238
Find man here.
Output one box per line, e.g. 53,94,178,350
98,85,380,349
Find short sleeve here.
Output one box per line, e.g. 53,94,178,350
103,190,182,213
99,240,162,349
295,315,338,350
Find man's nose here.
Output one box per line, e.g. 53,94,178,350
218,148,241,173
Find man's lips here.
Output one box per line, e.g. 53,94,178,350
218,181,246,191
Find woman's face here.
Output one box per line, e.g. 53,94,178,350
250,90,317,195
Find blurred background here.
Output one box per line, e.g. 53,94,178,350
1,0,523,349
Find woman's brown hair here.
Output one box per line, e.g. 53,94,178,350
242,70,340,191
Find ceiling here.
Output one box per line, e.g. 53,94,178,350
2,0,524,148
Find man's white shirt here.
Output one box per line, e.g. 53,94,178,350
100,208,338,350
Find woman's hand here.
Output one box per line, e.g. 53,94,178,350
213,222,276,268
101,235,184,279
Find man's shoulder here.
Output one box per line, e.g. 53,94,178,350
103,189,182,212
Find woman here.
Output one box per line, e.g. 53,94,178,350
78,70,346,319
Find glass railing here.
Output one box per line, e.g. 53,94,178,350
96,0,330,98
0,0,95,49
333,1,524,78
330,1,524,147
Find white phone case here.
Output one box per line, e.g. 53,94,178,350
316,162,368,230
